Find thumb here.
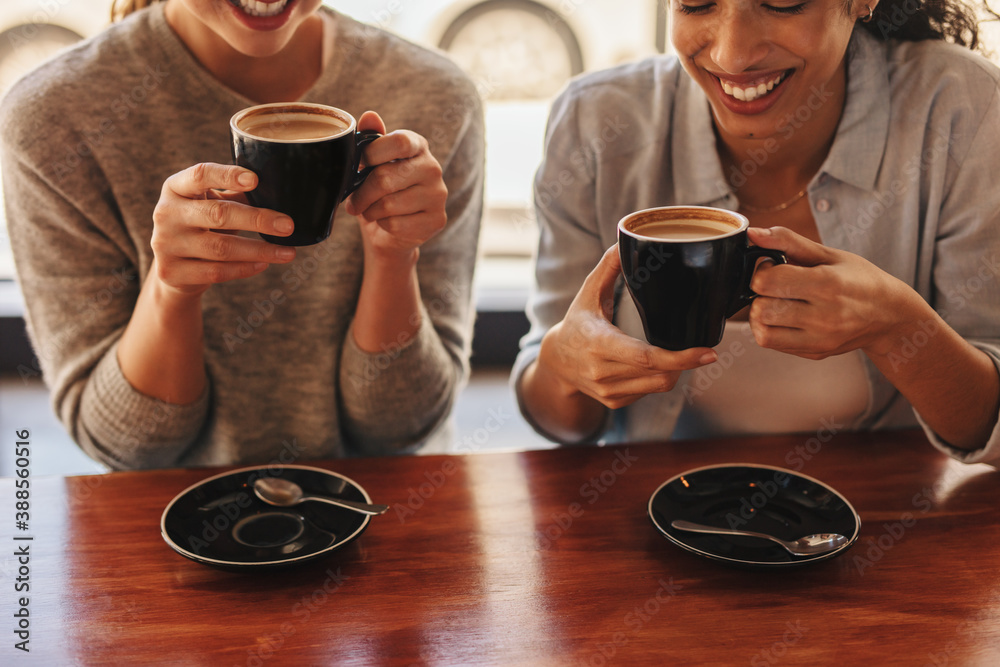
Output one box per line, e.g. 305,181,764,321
345,111,386,218
577,245,622,320
357,110,386,135
747,226,831,267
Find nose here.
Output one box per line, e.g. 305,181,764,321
707,14,769,74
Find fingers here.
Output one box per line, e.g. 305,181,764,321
359,126,422,169
570,345,718,409
159,222,295,264
581,246,623,313
598,333,716,374
543,310,718,411
748,319,823,358
345,131,443,219
351,176,447,230
747,226,833,267
750,262,812,300
356,110,387,136
164,162,257,199
152,163,300,291
160,163,294,236
191,198,294,237
153,255,272,289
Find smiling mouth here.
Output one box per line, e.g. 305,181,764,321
229,0,289,17
717,71,790,102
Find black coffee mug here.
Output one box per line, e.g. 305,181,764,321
618,206,787,350
230,102,381,246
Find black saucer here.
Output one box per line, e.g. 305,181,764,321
648,463,860,567
161,465,373,570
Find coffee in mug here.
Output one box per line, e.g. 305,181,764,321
230,103,381,246
617,206,787,350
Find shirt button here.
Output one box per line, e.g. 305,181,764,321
815,199,831,212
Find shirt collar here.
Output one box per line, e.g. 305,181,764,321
819,29,891,192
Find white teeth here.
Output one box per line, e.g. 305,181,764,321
719,73,785,102
235,0,288,17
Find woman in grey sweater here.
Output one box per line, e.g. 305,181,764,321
1,0,485,469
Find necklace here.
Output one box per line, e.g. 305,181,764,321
738,188,809,214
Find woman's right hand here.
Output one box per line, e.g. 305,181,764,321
150,163,298,296
534,246,719,410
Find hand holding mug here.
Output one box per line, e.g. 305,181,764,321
344,111,449,259
150,163,298,297
535,246,719,410
746,226,913,359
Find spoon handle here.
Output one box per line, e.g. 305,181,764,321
670,520,782,543
303,494,389,516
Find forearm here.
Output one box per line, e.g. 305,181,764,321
351,248,422,353
116,259,207,404
519,356,609,444
867,303,1000,451
340,248,464,453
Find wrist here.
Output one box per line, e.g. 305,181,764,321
863,289,940,362
536,330,585,400
147,262,205,315
363,246,420,283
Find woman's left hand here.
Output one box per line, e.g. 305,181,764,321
745,226,918,360
344,111,448,258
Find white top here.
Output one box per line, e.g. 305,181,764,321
674,322,871,438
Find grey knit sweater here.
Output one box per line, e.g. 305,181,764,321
0,5,485,469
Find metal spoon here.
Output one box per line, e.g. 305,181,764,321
670,519,848,557
253,478,389,516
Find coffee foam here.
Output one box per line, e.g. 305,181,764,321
631,219,738,241
237,110,350,142
622,208,744,242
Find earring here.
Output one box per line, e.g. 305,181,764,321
863,4,874,22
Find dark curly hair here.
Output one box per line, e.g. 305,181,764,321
854,0,983,49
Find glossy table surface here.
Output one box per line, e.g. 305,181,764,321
3,429,1000,665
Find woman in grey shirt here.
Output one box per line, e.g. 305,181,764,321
515,0,1000,465
2,0,484,468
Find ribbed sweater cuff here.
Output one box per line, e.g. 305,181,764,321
80,343,210,468
339,313,453,451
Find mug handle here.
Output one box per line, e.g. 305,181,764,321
726,246,788,318
347,129,383,195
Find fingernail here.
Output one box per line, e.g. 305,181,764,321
275,247,296,261
238,171,255,187
699,352,718,364
275,217,294,234
253,262,268,271
751,227,771,236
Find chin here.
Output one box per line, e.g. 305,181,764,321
228,35,295,59
710,110,777,142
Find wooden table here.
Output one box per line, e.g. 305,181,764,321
3,429,1000,665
